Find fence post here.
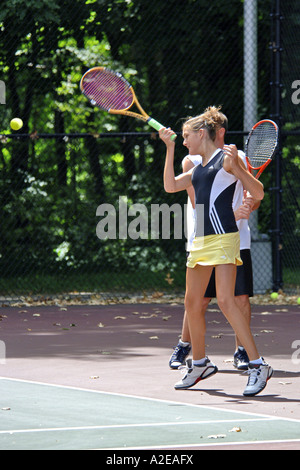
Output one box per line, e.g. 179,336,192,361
271,0,283,291
0,80,5,105
244,0,273,293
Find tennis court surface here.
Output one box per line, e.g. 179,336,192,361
0,301,299,451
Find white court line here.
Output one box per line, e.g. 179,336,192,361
101,438,300,451
0,418,274,435
1,377,299,450
1,376,300,426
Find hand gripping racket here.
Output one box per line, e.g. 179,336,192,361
245,119,278,179
80,66,176,140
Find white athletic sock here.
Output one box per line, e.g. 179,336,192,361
192,358,207,367
249,357,264,366
179,339,190,348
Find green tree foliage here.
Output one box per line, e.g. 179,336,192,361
0,0,298,294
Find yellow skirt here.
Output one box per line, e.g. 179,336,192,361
187,232,243,268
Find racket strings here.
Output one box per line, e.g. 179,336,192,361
82,70,133,111
247,123,278,168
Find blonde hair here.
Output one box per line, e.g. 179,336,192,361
183,106,228,142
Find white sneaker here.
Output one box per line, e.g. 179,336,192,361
174,358,218,390
243,360,273,397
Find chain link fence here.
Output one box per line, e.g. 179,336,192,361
280,0,300,293
0,0,299,302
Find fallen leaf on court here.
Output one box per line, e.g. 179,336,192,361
114,316,126,320
99,351,111,355
279,381,292,385
70,323,76,327
211,334,223,339
208,320,221,324
132,312,140,315
90,376,99,379
162,316,172,321
1,407,11,411
33,313,40,317
165,273,174,285
260,330,274,333
97,322,105,328
152,292,164,298
149,336,159,340
140,314,158,319
53,322,61,326
229,427,242,433
208,434,226,439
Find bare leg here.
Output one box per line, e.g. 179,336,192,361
234,295,251,349
181,297,210,343
181,311,191,343
215,264,259,361
185,265,214,360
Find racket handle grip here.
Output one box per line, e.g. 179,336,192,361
148,118,177,141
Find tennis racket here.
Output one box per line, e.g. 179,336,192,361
245,119,278,179
80,66,176,140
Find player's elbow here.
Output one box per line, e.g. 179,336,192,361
254,188,264,201
258,191,264,201
249,180,264,201
257,182,265,200
164,180,176,193
164,184,176,193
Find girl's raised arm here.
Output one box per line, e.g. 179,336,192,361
159,128,193,193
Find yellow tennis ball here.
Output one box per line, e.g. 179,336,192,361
270,292,278,300
10,118,23,131
297,297,300,305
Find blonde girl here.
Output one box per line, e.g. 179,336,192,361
160,106,272,397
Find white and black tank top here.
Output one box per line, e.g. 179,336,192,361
192,149,238,237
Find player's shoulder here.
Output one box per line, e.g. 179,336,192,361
182,154,202,170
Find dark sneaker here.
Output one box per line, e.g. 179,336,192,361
169,342,191,369
233,348,250,371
